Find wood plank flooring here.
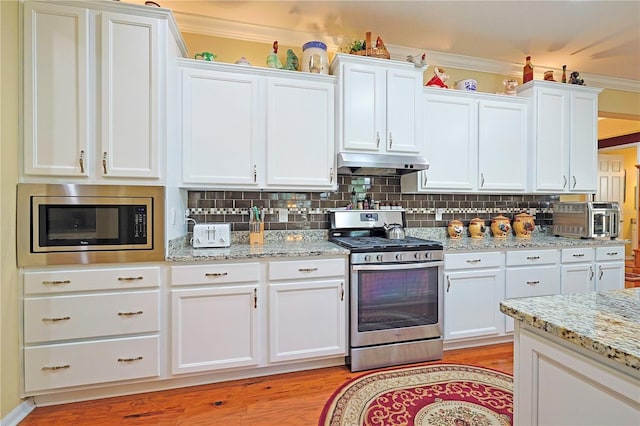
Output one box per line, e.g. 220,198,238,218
20,343,513,425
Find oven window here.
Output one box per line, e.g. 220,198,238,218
357,267,439,332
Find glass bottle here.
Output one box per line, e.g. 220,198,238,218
562,65,567,83
523,56,534,83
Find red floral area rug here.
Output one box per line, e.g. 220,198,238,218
319,363,513,426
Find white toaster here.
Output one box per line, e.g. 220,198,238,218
192,223,231,248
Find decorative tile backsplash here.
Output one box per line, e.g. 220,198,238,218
186,175,559,232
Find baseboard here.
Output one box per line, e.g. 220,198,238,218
1,398,35,426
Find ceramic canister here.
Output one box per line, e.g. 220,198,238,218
513,212,535,238
468,217,486,239
490,215,511,239
447,219,464,239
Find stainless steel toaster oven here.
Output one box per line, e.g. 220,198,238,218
553,202,620,239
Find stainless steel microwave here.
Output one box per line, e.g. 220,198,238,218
17,184,165,266
552,201,620,239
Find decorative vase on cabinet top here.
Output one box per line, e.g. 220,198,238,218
513,212,535,238
468,217,486,239
491,215,511,239
447,220,464,239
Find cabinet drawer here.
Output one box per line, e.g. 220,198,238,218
561,247,595,263
171,262,260,286
444,252,503,270
506,249,559,266
595,246,625,262
505,266,560,299
268,258,346,280
24,335,159,393
24,266,161,294
24,291,159,344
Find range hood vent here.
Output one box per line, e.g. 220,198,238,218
336,152,429,176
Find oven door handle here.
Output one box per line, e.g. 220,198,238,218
352,261,443,272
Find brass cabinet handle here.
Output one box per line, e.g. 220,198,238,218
102,152,108,175
42,365,70,371
79,150,85,173
526,256,540,260
526,280,540,286
42,280,71,286
298,268,318,272
118,311,143,317
42,316,70,322
205,272,228,277
118,276,144,281
340,282,344,301
117,356,143,363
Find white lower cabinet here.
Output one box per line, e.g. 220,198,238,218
170,262,261,374
443,252,505,340
22,265,162,394
560,246,624,293
170,256,347,375
268,258,347,363
504,249,560,332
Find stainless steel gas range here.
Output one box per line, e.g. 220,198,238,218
329,209,444,372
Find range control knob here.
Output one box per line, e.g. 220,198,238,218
364,255,371,262
425,252,432,260
414,252,422,260
376,254,384,262
395,253,404,261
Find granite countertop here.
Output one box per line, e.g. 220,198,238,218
167,239,349,262
500,289,640,372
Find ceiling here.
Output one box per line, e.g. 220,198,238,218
130,0,640,82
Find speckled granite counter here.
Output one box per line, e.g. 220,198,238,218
167,240,349,262
500,288,640,372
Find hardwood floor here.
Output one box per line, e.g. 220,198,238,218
20,343,513,425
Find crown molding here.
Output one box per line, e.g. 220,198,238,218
173,11,640,93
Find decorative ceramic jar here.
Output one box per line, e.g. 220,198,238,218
447,219,464,239
513,212,535,238
468,217,486,239
490,215,511,239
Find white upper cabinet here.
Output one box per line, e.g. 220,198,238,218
180,60,336,190
22,0,185,183
331,54,424,155
518,81,602,193
402,89,528,193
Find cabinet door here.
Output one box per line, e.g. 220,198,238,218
569,91,599,192
341,63,386,151
595,261,625,291
444,268,505,340
265,77,335,189
385,68,421,154
181,67,263,187
268,279,346,362
561,263,594,294
534,88,570,191
23,2,90,177
171,285,260,374
421,93,477,191
478,100,527,191
100,12,161,179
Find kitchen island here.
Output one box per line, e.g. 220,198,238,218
500,289,640,425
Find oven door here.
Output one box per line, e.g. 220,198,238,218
350,261,443,347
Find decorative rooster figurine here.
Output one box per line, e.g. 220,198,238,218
266,41,283,69
407,53,428,67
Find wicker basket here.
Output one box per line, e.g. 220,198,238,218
353,48,390,59
351,31,390,59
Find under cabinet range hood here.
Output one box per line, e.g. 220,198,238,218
336,152,429,176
